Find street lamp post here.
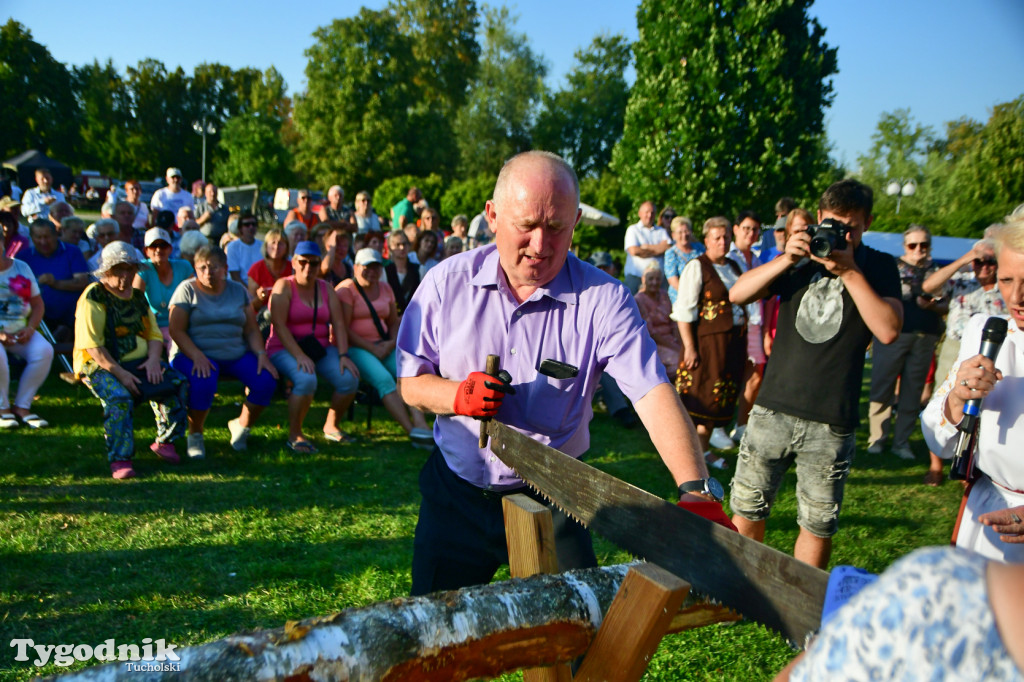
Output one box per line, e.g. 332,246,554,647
885,179,917,215
192,118,217,185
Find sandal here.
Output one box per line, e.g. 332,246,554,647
923,470,944,487
19,413,48,429
0,413,19,429
287,440,318,454
323,430,357,444
704,451,729,470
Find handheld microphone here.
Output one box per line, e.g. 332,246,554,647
949,316,1008,480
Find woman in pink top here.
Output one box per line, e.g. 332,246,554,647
267,241,359,452
335,248,433,447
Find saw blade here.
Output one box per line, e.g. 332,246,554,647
488,420,828,646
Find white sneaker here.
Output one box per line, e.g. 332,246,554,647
710,427,736,450
729,424,747,442
228,419,250,451
187,433,206,459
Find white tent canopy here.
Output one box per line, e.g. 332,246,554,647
579,202,620,227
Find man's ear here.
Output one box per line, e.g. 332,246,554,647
485,200,497,226
864,212,874,232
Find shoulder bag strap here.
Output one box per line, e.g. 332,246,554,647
352,279,388,341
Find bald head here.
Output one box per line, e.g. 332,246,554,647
493,151,580,211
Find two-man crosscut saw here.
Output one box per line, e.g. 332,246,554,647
486,420,829,646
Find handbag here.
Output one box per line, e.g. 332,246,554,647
120,358,181,403
296,280,327,362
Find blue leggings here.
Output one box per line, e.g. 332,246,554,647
347,346,398,398
170,352,277,411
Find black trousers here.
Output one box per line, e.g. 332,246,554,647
410,447,597,596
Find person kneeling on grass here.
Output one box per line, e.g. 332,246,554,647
267,241,360,452
168,245,279,458
73,242,189,479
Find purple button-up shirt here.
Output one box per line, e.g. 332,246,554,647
397,245,668,490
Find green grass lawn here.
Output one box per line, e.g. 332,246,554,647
0,368,964,680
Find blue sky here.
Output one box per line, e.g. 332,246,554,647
6,0,1023,170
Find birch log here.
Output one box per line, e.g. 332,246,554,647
49,564,633,682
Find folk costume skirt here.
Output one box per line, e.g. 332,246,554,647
675,324,746,427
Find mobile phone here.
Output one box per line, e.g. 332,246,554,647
539,359,579,380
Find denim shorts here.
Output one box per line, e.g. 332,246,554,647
729,405,855,538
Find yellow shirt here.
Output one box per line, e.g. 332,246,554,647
73,282,162,376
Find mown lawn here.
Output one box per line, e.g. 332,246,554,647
0,367,963,680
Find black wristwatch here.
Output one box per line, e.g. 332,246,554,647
678,478,724,503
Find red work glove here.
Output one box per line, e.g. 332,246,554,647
677,500,738,532
453,371,515,418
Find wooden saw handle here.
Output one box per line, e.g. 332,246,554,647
479,354,500,448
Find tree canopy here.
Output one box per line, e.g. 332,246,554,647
612,0,838,220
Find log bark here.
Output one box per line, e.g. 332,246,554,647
49,563,738,682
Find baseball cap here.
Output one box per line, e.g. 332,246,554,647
773,216,787,231
354,248,384,266
166,167,183,179
589,251,614,268
144,227,172,247
293,241,322,258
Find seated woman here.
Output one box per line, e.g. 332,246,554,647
336,248,432,447
268,241,360,452
671,217,747,469
133,227,194,348
168,245,279,458
922,216,1024,563
414,230,439,279
319,223,354,287
384,230,420,314
73,242,189,479
177,231,209,269
247,227,292,334
635,263,682,376
0,228,53,429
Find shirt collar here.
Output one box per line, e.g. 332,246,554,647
470,246,578,306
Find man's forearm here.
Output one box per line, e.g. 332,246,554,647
633,382,708,485
730,257,792,304
842,269,902,343
628,241,670,258
398,374,459,415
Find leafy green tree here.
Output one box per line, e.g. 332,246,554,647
71,60,133,175
612,0,837,220
455,6,548,178
576,171,632,259
212,115,293,190
534,35,631,179
293,9,416,192
856,108,935,232
392,0,480,179
120,59,195,180
0,20,78,161
937,95,1024,236
212,67,294,190
440,173,494,219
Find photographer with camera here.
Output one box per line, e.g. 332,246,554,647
726,179,902,568
867,225,947,461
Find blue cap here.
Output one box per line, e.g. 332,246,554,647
293,241,321,258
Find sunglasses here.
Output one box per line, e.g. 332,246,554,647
906,242,930,250
240,220,258,227
974,258,997,267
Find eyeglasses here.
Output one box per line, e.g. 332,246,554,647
298,196,310,201
148,242,171,250
906,242,930,250
97,231,117,239
974,258,997,267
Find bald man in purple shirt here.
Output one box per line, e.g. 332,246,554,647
397,151,720,596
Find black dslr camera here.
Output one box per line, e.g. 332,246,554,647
805,218,849,258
